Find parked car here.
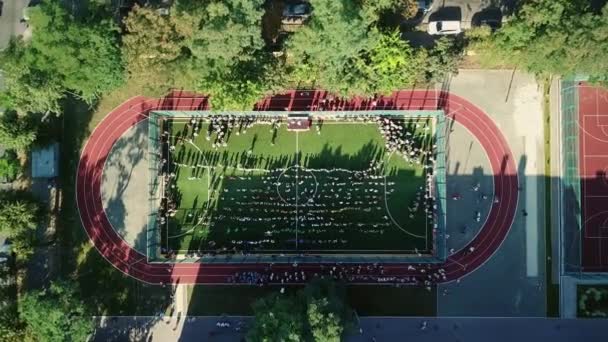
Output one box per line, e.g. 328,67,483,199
281,1,311,25
427,20,462,35
472,7,503,31
477,18,501,31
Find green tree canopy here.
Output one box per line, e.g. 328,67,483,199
0,0,124,114
122,5,197,75
307,298,343,342
247,293,306,342
175,0,265,71
303,278,353,341
0,193,43,260
360,0,418,26
20,280,94,342
0,40,64,115
0,150,22,181
489,0,608,82
284,1,458,96
0,301,23,342
422,36,461,82
27,0,124,102
285,0,373,94
354,30,426,95
0,111,37,151
247,279,354,342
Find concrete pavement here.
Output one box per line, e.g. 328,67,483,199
92,316,608,342
0,0,29,50
101,120,149,255
437,69,546,316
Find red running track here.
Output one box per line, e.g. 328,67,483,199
76,89,519,284
578,83,608,271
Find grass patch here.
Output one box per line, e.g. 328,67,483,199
577,285,608,318
163,118,435,254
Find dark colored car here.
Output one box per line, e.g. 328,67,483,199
282,1,311,24
472,7,503,31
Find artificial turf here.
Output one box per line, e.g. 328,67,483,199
162,118,435,254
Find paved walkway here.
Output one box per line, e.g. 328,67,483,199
437,70,546,316
0,0,28,50
92,316,608,342
101,121,149,254
445,120,493,253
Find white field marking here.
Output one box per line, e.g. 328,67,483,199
382,151,427,240
295,131,299,250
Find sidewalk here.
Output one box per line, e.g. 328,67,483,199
93,316,608,341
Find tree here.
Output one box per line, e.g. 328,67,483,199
247,279,354,342
0,302,23,342
0,40,65,115
0,111,37,151
285,0,373,94
303,278,353,341
122,5,197,75
201,53,283,110
488,0,608,82
20,280,94,342
0,150,22,181
355,30,426,95
27,0,124,103
176,0,265,71
307,298,343,342
360,0,418,25
0,0,124,114
0,193,43,260
247,293,306,342
422,36,461,82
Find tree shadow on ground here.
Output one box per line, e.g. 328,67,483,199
428,6,462,22
101,121,147,239
57,95,175,318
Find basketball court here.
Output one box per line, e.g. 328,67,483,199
578,83,608,272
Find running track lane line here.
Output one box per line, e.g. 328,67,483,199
76,90,519,284
77,92,512,282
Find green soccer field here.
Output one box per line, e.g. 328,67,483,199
161,116,436,255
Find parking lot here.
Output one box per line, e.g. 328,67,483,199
421,0,513,29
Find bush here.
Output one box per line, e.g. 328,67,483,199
0,111,37,151
0,151,21,182
0,192,44,261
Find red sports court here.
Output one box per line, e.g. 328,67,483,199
578,83,608,272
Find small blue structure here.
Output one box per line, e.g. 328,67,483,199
31,143,59,178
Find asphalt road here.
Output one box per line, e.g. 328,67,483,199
0,0,29,50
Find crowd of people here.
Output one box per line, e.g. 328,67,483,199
227,262,457,289
377,116,435,166
209,168,426,252
156,114,440,259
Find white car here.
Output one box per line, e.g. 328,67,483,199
427,20,462,35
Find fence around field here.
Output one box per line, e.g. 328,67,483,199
560,79,582,274
147,110,447,264
147,113,163,261
434,113,448,261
